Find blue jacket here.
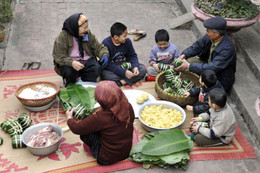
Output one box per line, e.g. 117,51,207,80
102,37,139,78
182,34,236,92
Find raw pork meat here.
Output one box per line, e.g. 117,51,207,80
27,125,60,147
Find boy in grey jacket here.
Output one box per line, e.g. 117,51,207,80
190,88,236,146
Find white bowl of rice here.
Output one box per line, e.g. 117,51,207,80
15,81,60,108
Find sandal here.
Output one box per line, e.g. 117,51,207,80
134,32,146,41
128,29,146,35
21,62,41,70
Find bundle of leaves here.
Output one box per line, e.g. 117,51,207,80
194,0,259,19
0,0,14,23
129,129,193,170
58,84,96,119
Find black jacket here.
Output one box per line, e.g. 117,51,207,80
190,81,224,116
182,34,236,92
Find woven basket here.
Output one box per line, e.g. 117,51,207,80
155,71,200,107
15,81,60,107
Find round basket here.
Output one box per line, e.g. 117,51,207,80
155,71,200,107
15,81,60,107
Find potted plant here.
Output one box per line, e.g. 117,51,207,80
0,0,14,23
0,0,13,42
191,0,260,32
0,24,7,42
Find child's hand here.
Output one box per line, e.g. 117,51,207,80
66,108,75,120
186,105,193,111
132,67,139,76
153,64,160,73
191,124,200,133
191,117,200,122
125,70,134,79
183,91,190,98
169,65,174,69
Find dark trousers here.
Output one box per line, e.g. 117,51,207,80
194,133,226,147
101,64,147,86
60,57,102,86
80,133,109,165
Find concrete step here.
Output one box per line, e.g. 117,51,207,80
251,21,260,35
167,12,195,29
176,0,260,146
233,27,260,81
230,53,260,146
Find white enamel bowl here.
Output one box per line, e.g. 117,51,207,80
22,123,63,156
138,101,186,132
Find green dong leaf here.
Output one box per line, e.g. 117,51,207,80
142,129,191,156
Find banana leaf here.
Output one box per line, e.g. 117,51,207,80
142,129,191,156
58,84,96,114
59,89,72,110
84,87,96,108
160,150,190,165
66,84,91,110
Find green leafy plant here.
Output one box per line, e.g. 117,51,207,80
129,129,193,170
0,0,14,23
194,0,259,19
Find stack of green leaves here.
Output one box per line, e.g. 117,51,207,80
58,84,97,120
129,129,193,170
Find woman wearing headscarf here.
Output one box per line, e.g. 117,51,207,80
66,81,135,165
53,13,109,86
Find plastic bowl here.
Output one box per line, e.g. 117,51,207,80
138,101,186,132
22,123,63,156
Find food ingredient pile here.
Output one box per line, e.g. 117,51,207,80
140,105,183,128
19,84,57,99
27,125,60,147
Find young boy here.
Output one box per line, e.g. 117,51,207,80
184,69,223,117
190,88,236,146
101,22,147,86
146,29,180,79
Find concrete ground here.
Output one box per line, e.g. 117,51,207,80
0,0,260,172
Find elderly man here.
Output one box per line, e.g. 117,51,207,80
176,17,236,92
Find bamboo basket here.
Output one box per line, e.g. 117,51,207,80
155,71,200,107
15,81,60,107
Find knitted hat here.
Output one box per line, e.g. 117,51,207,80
203,17,226,30
78,14,87,26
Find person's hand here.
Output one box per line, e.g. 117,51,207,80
191,117,200,122
133,67,139,76
125,70,134,79
178,54,186,60
100,55,109,68
175,59,189,71
66,108,75,120
72,61,84,71
183,91,190,98
153,64,160,73
186,105,193,111
191,124,200,133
